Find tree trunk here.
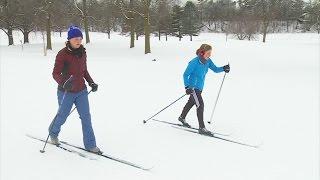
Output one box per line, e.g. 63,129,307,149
130,19,134,48
144,1,151,54
158,29,161,41
7,28,14,46
190,34,192,41
295,21,299,29
41,31,47,56
129,19,134,47
262,20,269,43
144,15,151,54
83,0,90,44
46,13,52,50
129,0,134,48
4,0,13,46
106,22,111,39
22,17,31,44
23,31,29,43
165,33,167,41
220,21,224,32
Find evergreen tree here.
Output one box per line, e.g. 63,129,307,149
182,1,201,41
170,5,183,41
155,0,171,41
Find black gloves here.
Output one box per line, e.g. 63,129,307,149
62,76,73,91
223,64,230,73
89,82,98,92
185,87,194,95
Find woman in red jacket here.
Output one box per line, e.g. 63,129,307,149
49,26,101,154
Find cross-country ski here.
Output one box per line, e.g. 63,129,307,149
150,118,231,136
171,126,260,148
59,141,152,171
27,134,151,171
27,134,96,160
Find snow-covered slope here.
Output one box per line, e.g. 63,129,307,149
0,31,319,180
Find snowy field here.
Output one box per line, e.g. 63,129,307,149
0,31,319,180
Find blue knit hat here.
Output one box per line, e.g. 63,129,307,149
67,25,83,40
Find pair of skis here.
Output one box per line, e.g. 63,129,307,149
29,118,258,172
27,134,152,171
150,119,260,148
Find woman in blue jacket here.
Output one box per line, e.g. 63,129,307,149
179,44,230,135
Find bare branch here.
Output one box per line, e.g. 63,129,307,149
0,27,9,35
74,0,84,16
87,15,104,23
113,0,133,19
113,0,145,19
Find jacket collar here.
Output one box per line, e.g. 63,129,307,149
197,55,208,65
65,43,85,58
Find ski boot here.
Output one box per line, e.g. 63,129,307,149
178,117,191,128
88,147,103,155
198,127,213,136
50,136,61,146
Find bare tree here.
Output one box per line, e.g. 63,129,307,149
15,0,39,43
115,0,152,54
112,0,135,47
90,0,116,39
74,0,90,43
253,0,280,42
33,0,55,49
0,0,19,45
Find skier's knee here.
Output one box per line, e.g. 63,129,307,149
79,112,91,121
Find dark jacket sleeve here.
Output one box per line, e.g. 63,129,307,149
83,54,94,84
52,52,65,85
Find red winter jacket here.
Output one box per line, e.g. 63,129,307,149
52,46,94,93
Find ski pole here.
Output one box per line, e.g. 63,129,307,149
143,94,187,124
40,74,73,153
40,90,67,153
208,72,227,124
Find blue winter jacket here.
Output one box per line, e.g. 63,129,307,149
183,56,224,91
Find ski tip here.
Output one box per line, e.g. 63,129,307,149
145,167,154,171
248,144,260,149
253,141,264,149
141,165,155,171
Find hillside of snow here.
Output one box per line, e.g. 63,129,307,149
0,31,319,180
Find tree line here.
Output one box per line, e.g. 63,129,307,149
0,0,319,54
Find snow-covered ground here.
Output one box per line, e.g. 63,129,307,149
0,31,319,180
